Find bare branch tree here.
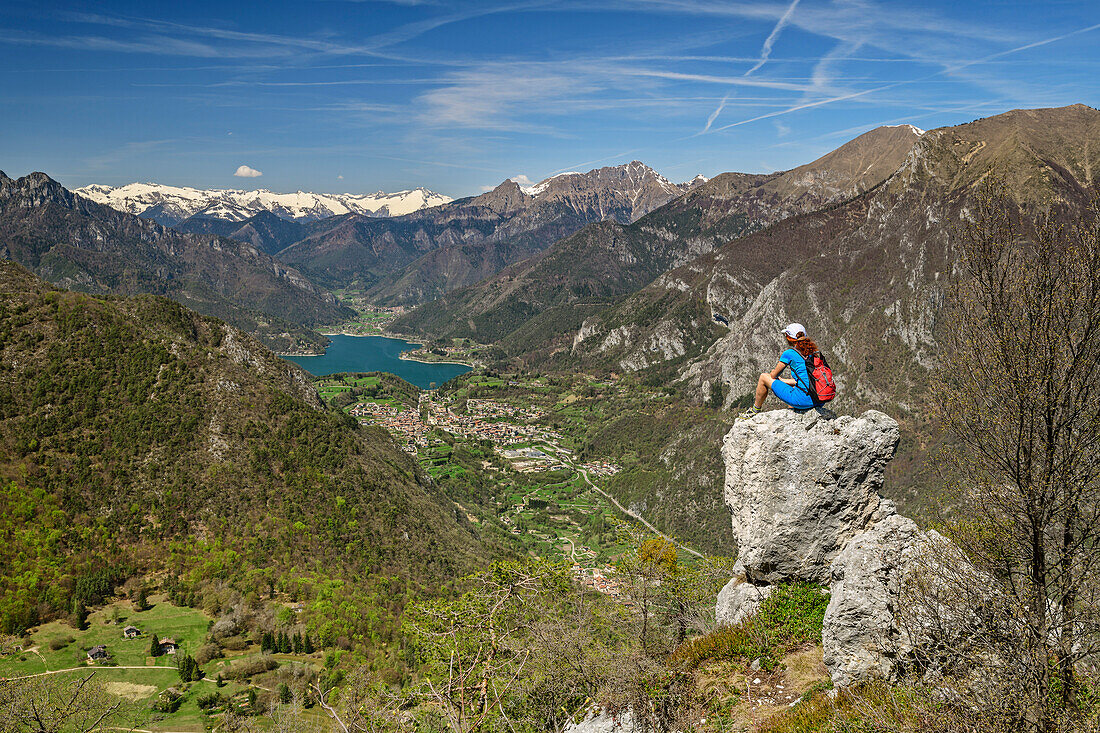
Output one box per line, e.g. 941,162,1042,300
0,671,135,733
932,187,1100,731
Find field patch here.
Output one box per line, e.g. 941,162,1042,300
105,681,158,699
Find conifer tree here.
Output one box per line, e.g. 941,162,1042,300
134,587,148,612
149,632,160,658
303,634,314,654
71,599,88,630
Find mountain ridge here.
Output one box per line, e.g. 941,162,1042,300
0,170,352,352
277,161,707,306
76,181,453,226
389,124,923,345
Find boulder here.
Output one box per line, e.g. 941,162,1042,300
715,560,775,626
722,409,900,584
564,708,637,733
822,514,924,686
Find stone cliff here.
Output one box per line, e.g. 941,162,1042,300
717,408,953,687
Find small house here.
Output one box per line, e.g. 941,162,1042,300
122,625,140,639
159,638,178,655
87,645,110,661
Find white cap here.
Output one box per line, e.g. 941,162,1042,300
781,323,806,339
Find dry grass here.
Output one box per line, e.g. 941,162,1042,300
104,681,158,700
692,644,831,732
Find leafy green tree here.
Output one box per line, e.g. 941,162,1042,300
277,683,292,705
133,587,148,612
176,653,203,682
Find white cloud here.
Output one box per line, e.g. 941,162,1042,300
234,165,263,178
510,174,534,185
337,174,344,179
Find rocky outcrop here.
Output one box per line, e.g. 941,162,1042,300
722,409,900,584
563,709,637,733
716,408,956,687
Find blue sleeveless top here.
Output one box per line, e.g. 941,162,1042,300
780,348,811,394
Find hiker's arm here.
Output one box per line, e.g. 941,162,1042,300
770,361,786,379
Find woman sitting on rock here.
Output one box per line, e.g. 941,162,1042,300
738,322,820,420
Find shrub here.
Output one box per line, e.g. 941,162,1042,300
196,643,222,665
220,635,249,651
220,655,279,680
196,692,223,710
669,582,829,671
48,635,75,651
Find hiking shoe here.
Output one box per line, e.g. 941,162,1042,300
737,406,761,421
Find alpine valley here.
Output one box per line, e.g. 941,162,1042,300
4,103,1100,733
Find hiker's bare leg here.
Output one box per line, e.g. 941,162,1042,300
755,373,773,409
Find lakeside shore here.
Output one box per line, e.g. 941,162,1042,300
397,352,475,367
277,332,476,369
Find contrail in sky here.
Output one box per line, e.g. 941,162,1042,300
703,0,800,131
745,0,801,76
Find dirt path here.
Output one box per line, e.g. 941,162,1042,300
4,665,219,682
25,645,49,672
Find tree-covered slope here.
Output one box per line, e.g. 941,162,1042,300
0,262,488,636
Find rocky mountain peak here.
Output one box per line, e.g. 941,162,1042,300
887,103,1100,203
0,171,79,210
470,179,532,214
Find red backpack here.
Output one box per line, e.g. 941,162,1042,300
803,352,837,403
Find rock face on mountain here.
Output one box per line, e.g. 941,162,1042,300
572,106,1100,400
0,171,350,351
279,162,702,305
393,125,919,347
717,408,951,687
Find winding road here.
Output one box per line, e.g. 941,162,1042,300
537,442,704,559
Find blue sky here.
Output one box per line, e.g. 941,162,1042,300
2,1,1098,197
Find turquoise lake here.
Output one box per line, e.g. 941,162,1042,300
284,335,471,389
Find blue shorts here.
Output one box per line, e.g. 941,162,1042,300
771,379,815,409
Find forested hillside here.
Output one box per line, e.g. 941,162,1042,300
0,262,492,645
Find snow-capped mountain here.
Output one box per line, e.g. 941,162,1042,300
74,182,452,226
280,161,709,307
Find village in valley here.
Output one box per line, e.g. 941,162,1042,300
316,372,638,601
